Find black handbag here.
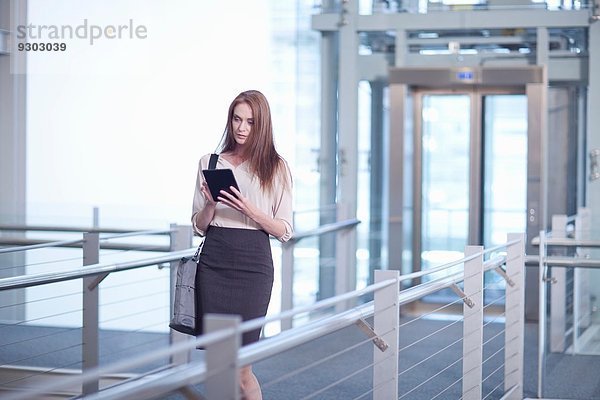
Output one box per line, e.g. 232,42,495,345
169,243,203,335
169,154,219,336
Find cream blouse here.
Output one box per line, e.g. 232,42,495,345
191,153,293,242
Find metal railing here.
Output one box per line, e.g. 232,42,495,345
535,207,600,399
1,233,526,400
0,227,175,253
0,215,361,397
0,224,185,397
280,217,360,329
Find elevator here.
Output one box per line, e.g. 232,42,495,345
386,66,560,309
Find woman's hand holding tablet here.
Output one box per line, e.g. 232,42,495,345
202,169,240,201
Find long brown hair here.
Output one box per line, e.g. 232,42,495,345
219,90,288,192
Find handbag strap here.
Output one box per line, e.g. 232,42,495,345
192,153,217,262
208,153,219,170
192,238,204,262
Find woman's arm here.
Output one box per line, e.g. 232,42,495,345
217,162,293,241
193,182,217,234
191,159,217,236
217,187,289,239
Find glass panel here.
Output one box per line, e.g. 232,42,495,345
403,92,415,277
421,94,471,282
482,95,528,302
483,95,528,248
357,81,372,290
577,266,600,354
573,215,600,356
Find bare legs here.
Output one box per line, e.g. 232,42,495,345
240,365,262,400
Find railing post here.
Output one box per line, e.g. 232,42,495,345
169,224,193,365
281,240,294,330
550,214,567,352
462,245,483,400
537,230,547,398
373,270,399,400
336,202,355,312
504,233,525,399
574,207,591,353
82,232,100,395
205,314,241,400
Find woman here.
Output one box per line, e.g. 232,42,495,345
191,90,293,400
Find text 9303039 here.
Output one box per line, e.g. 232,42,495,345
18,42,67,51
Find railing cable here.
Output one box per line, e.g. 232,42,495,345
398,335,463,378
0,343,82,374
430,374,462,399
399,297,464,328
0,255,83,272
0,290,81,310
398,356,463,400
299,354,395,400
0,308,82,330
261,325,394,392
482,380,505,400
398,314,464,353
0,325,81,349
482,362,505,383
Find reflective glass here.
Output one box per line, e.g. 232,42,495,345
421,94,471,282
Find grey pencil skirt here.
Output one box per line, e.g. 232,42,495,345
195,226,274,346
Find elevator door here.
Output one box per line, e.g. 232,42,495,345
414,90,528,302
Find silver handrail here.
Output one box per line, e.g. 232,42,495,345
0,248,195,290
524,254,600,268
0,220,362,290
398,240,517,283
0,217,365,399
0,237,170,253
1,227,523,400
0,238,84,254
538,257,600,268
0,224,167,234
7,243,516,400
100,229,176,240
292,203,339,214
2,278,397,400
242,256,506,366
289,218,360,242
530,237,600,247
0,228,175,254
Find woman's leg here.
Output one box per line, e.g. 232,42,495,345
240,365,262,400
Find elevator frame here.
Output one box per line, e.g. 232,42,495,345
389,65,545,282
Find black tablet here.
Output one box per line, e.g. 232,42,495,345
202,169,240,201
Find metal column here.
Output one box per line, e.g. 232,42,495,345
369,81,385,283
318,0,339,300
335,0,359,295
387,83,406,273
82,232,100,395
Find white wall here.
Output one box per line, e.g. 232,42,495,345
26,0,280,227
